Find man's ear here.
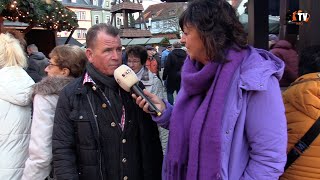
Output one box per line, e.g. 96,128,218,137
62,68,70,76
86,48,93,63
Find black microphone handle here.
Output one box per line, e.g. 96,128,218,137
131,84,162,116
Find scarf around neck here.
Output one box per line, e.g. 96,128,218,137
86,63,123,121
86,63,119,91
164,48,247,180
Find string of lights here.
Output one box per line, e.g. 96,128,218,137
0,0,78,31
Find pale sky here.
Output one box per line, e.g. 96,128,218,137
131,0,162,19
142,0,162,10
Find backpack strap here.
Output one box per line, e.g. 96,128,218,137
285,116,320,170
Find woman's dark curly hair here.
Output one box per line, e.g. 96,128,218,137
179,0,248,63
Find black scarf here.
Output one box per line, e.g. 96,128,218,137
86,63,122,122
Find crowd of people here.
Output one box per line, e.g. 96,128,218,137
0,0,319,179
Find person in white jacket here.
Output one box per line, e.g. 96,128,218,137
22,45,87,180
0,33,35,179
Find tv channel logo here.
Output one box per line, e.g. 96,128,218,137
286,10,310,25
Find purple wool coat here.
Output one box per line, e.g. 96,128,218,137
154,46,287,180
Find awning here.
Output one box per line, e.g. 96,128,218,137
127,38,150,45
121,38,132,46
56,37,83,47
146,37,169,45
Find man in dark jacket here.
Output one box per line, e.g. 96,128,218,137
26,44,49,82
162,42,187,105
52,23,163,180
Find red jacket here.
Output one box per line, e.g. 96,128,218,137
145,57,158,74
270,40,299,87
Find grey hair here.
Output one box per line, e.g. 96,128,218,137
86,23,119,49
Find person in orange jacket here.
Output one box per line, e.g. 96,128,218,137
145,45,159,77
281,45,320,180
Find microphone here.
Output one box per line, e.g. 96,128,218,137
114,65,162,116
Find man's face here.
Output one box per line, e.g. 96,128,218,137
27,48,32,55
86,32,122,76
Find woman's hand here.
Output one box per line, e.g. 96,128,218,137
132,89,166,114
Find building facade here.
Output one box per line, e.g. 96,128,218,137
57,0,123,44
136,2,186,39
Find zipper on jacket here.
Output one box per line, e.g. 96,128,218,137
87,94,104,180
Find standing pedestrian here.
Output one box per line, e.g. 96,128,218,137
162,42,187,105
52,23,163,180
22,45,87,180
0,33,35,180
281,45,320,180
126,45,168,154
161,45,172,69
26,44,49,82
134,0,287,179
145,45,159,77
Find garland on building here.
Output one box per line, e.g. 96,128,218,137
0,0,78,31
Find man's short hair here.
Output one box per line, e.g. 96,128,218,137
27,44,39,52
173,42,182,48
86,23,119,49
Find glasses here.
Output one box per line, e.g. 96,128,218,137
47,62,60,68
127,61,141,65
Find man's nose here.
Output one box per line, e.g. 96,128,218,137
112,50,120,60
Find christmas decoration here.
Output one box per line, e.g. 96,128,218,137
0,0,78,31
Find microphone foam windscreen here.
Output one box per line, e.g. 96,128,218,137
114,65,139,92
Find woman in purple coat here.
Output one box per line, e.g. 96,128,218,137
134,0,287,179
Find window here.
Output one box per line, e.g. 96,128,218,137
71,0,76,3
76,11,86,20
156,21,159,28
169,10,175,16
76,29,87,39
163,20,167,29
80,11,86,20
106,15,110,23
106,1,109,7
117,17,122,25
75,11,80,19
93,0,98,6
95,15,99,24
